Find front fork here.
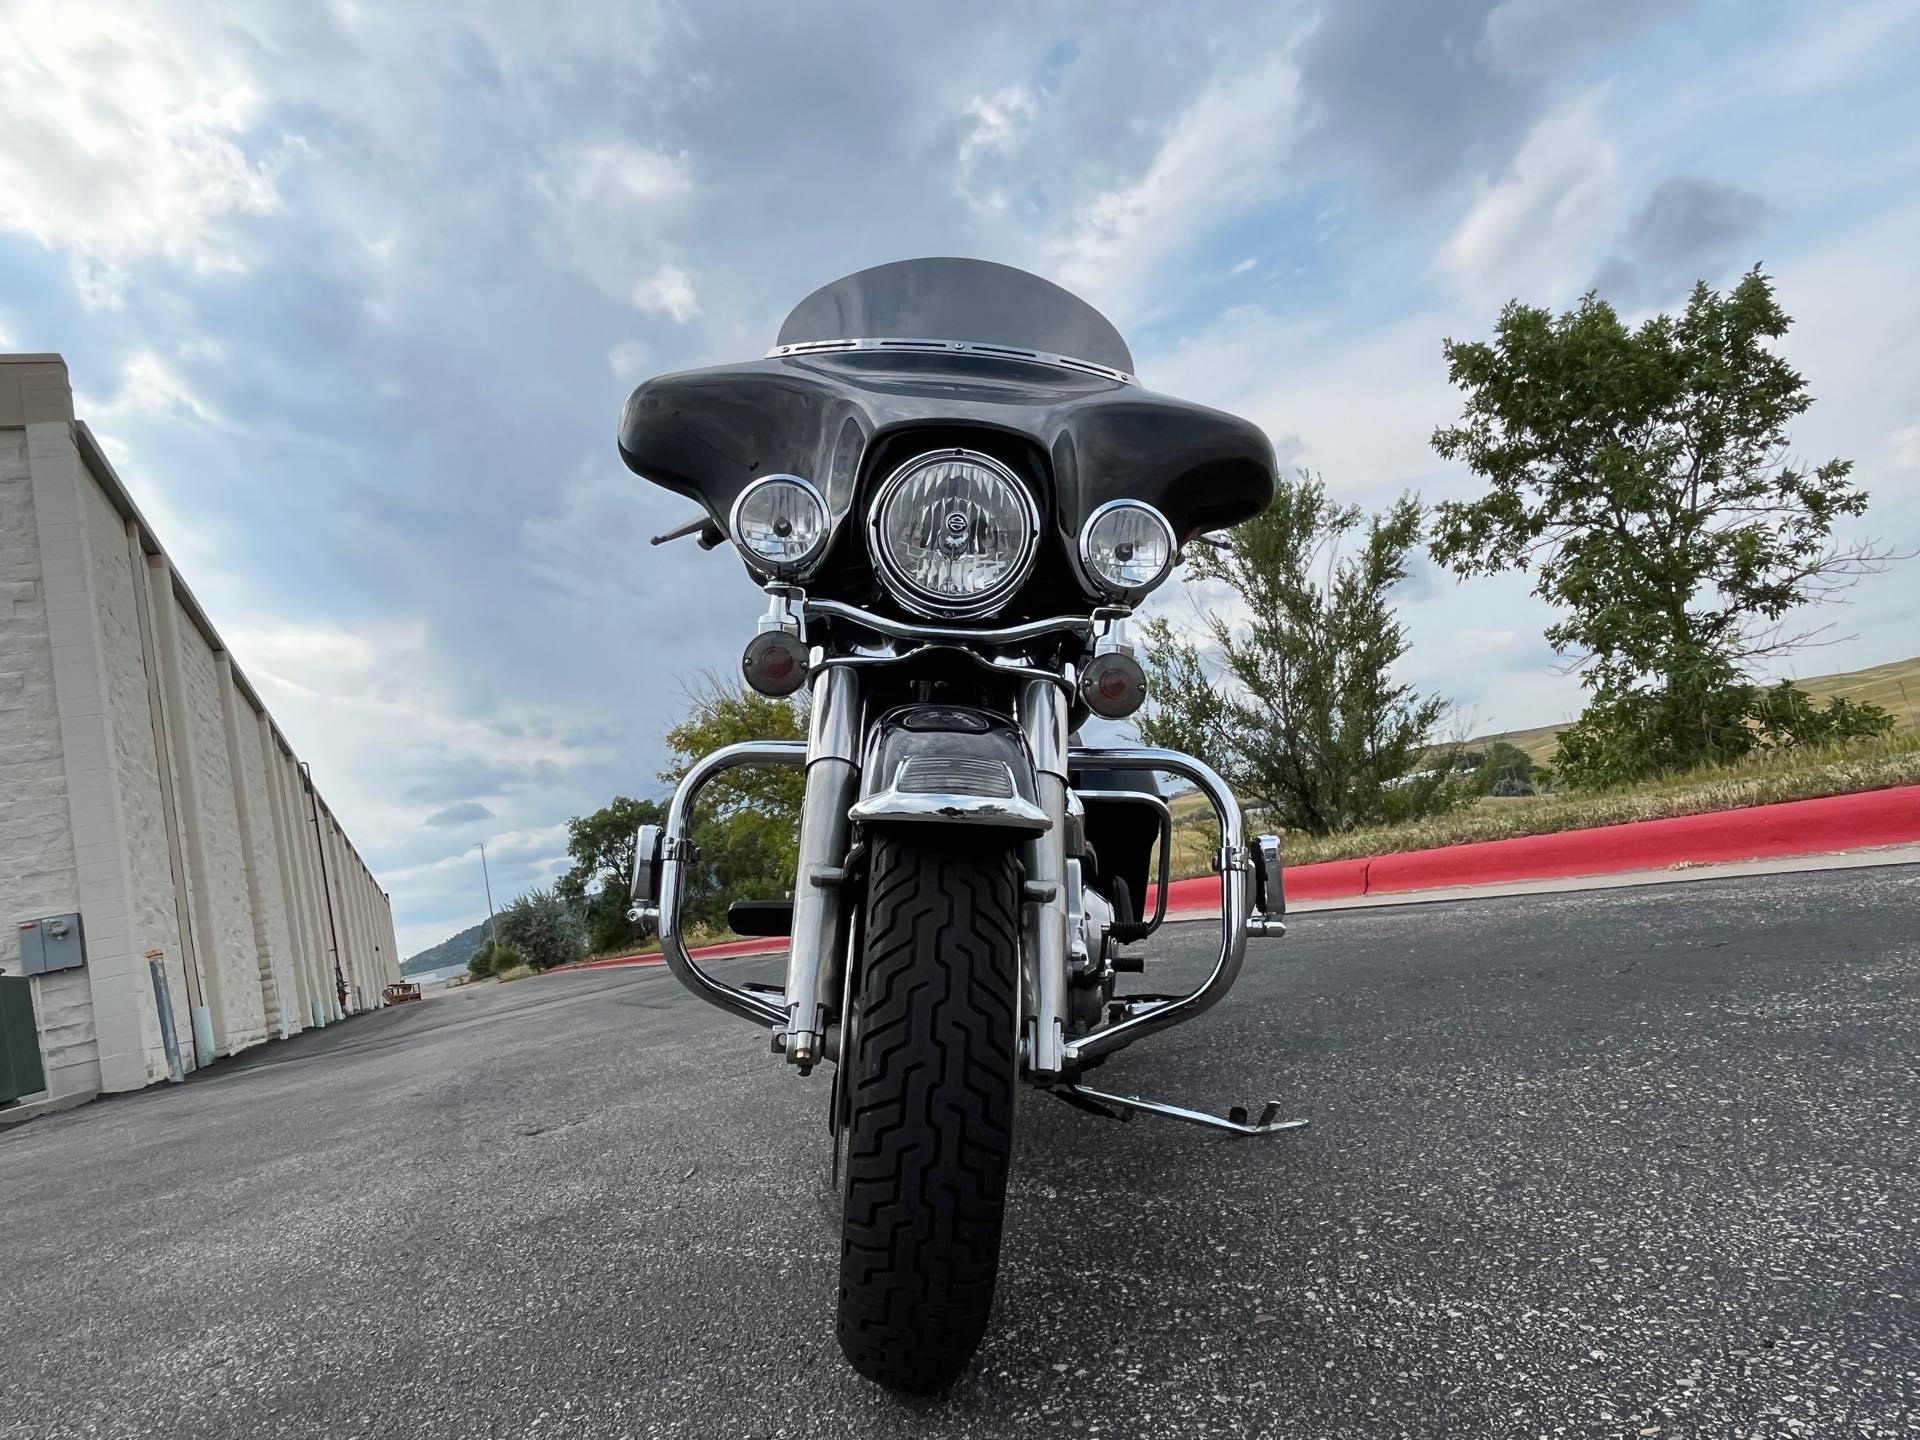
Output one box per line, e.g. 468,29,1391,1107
781,665,861,1070
1017,677,1073,1078
779,668,1078,1077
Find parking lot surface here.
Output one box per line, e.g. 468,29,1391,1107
2,863,1916,1438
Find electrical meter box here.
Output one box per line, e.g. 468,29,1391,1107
15,913,85,976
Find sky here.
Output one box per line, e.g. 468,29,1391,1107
3,0,1918,957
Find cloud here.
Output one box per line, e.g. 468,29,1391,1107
1887,425,1920,474
520,457,756,664
1045,53,1301,325
533,140,697,308
0,0,291,306
82,351,231,428
631,263,699,322
1435,88,1622,309
1733,0,1920,101
955,84,1039,216
381,821,568,886
1295,0,1528,200
607,339,651,380
1479,0,1681,80
424,800,495,827
1149,304,1461,501
1592,176,1772,308
1294,0,1681,202
220,614,606,879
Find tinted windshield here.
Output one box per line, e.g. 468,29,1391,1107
775,257,1135,375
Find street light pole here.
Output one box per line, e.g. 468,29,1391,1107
475,841,498,947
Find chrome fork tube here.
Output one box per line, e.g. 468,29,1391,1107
783,665,861,1068
1017,677,1071,1079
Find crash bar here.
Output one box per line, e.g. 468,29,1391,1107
656,739,806,1029
1061,745,1253,1067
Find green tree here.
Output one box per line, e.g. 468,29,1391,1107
493,888,586,971
556,795,665,954
659,675,807,928
1430,269,1889,782
1138,472,1458,835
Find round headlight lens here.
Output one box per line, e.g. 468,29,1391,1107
870,450,1038,616
1080,501,1175,599
731,475,829,575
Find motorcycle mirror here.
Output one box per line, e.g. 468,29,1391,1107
650,513,725,548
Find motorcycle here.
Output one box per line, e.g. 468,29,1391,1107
618,257,1294,1392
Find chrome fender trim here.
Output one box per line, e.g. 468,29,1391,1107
850,705,1050,834
849,788,1050,832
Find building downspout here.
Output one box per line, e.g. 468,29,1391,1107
300,762,348,1014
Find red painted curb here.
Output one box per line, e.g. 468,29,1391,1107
1149,784,1920,913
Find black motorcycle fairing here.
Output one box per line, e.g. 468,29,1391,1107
617,349,1276,566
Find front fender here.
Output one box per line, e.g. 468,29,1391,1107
849,704,1050,834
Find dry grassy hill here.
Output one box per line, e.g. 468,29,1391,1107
1470,655,1920,765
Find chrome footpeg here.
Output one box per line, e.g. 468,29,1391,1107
1053,1082,1308,1138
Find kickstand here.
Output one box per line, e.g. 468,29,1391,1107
1051,1081,1309,1139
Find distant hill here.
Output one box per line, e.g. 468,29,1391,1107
1469,655,1920,766
402,919,492,977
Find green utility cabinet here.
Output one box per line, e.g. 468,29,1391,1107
0,976,46,1104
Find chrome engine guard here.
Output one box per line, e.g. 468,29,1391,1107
1058,743,1277,1070
648,739,803,1032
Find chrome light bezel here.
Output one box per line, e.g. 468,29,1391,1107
867,448,1041,620
729,473,831,579
1078,499,1177,602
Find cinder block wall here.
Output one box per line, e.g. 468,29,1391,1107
0,354,400,1113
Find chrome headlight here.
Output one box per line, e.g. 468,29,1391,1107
730,474,830,577
1079,500,1176,602
868,449,1039,618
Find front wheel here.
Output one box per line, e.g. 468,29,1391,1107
836,830,1021,1392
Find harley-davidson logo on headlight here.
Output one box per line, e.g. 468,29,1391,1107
868,448,1040,619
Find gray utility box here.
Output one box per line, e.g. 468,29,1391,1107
15,914,85,976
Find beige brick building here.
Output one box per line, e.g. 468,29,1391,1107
1,354,399,1121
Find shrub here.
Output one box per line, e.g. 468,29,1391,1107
493,888,587,972
1556,680,1895,789
467,942,495,979
486,940,523,975
1471,740,1537,796
1750,680,1895,751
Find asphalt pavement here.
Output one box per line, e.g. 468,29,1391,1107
2,863,1916,1439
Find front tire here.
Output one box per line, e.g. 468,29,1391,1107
836,830,1020,1393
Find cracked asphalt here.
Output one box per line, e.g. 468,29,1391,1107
2,862,1916,1439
